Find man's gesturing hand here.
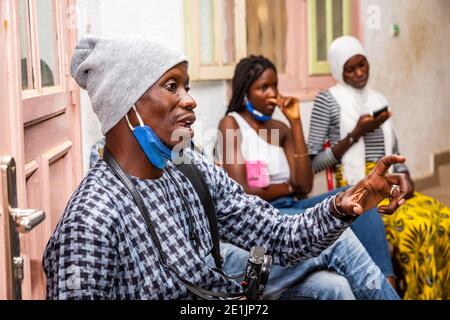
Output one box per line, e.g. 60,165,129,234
336,155,413,216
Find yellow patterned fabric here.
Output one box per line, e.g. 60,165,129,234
335,162,450,300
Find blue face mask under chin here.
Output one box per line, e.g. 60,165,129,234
245,99,272,122
126,106,173,170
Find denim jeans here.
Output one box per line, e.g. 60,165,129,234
214,229,399,300
271,188,395,278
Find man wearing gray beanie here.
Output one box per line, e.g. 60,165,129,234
42,36,410,300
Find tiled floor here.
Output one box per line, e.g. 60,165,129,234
420,163,450,207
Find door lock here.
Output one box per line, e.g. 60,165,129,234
13,257,24,281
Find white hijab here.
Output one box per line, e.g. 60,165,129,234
328,36,394,186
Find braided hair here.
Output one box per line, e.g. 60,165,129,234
226,55,277,115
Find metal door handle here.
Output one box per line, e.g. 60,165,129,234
1,155,46,299
11,208,46,233
1,156,46,232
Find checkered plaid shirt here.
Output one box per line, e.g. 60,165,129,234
43,150,350,300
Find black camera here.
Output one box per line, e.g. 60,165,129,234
242,246,272,300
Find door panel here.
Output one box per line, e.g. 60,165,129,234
0,0,82,300
24,114,71,162
22,92,68,125
23,167,46,299
44,141,74,232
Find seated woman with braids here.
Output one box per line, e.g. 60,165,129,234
216,55,396,287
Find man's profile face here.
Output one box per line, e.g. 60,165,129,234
129,62,197,148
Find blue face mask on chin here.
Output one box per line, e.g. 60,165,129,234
126,106,173,170
245,99,272,122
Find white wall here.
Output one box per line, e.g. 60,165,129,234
76,0,450,185
189,80,229,158
360,0,450,179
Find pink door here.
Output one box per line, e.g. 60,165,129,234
0,0,82,300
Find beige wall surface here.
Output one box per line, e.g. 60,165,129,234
360,0,450,179
76,0,450,184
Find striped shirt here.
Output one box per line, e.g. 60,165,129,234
43,148,350,300
308,91,408,174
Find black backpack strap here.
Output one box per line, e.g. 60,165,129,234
176,163,223,270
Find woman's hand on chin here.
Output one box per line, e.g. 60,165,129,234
273,96,301,122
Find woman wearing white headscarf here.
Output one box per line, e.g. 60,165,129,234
308,36,450,300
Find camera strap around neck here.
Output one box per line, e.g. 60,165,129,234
176,162,223,269
103,148,241,299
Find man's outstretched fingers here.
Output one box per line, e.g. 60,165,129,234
386,173,412,201
377,173,411,215
378,199,400,215
373,155,406,177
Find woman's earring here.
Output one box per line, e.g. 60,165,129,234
243,95,249,105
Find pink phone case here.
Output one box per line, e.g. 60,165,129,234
246,160,270,188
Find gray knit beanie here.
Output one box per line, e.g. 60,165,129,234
71,36,188,134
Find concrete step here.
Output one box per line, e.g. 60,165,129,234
421,163,450,207
437,163,450,186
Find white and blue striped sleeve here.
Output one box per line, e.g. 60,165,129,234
308,92,340,173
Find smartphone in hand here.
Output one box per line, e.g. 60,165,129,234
373,106,388,118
